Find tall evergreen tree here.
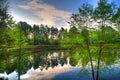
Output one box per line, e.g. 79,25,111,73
0,0,14,45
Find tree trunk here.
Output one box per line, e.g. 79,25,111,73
96,43,102,80
18,27,22,80
87,43,95,80
96,22,104,80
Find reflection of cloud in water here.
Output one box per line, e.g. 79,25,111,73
20,61,120,80
0,71,18,80
21,64,73,80
0,52,120,80
0,61,120,80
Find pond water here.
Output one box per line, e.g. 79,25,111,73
0,47,120,80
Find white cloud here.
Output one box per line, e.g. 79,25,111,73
18,0,71,28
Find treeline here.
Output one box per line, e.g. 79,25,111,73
1,21,68,47
8,22,66,46
61,26,120,46
1,20,120,48
0,0,120,48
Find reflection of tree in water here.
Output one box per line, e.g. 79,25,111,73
32,51,67,71
68,48,120,79
1,47,119,79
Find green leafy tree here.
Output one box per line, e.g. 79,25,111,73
8,24,28,47
94,0,114,80
68,1,116,80
112,7,120,42
70,3,95,80
94,0,114,28
7,23,28,80
69,3,93,31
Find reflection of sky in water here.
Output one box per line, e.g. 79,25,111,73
1,63,120,80
51,61,120,80
1,60,120,80
0,51,120,80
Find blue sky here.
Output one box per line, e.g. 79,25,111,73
8,0,120,29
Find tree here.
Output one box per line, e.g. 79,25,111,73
115,7,120,32
7,23,28,80
69,3,93,31
94,0,114,80
94,0,114,28
78,3,93,28
70,3,95,80
112,7,120,42
19,21,33,44
33,25,40,45
8,24,28,47
0,0,8,25
19,22,32,37
39,24,50,44
0,0,14,45
68,0,116,80
43,25,50,43
58,27,64,39
50,26,58,38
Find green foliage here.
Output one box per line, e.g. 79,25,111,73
94,0,114,22
60,26,83,47
69,51,81,66
0,0,14,45
90,31,99,44
79,3,93,16
69,3,93,29
103,26,119,43
81,28,89,43
8,24,28,47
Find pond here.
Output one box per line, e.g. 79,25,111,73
0,46,120,80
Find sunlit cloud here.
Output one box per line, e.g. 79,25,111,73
18,0,71,28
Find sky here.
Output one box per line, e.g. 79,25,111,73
8,0,120,29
